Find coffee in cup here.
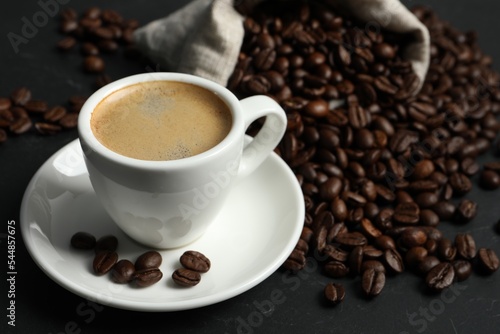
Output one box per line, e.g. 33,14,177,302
90,81,232,161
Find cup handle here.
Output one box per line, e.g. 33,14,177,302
238,95,287,178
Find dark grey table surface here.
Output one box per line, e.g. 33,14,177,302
1,1,499,333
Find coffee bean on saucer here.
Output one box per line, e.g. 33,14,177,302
180,250,211,273
324,282,345,305
70,231,96,250
95,235,118,253
135,251,162,270
134,268,163,287
93,251,118,275
172,268,201,287
111,259,135,284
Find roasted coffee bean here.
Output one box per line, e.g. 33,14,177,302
383,248,404,274
44,106,67,122
448,172,472,196
361,260,385,273
81,42,100,56
24,100,48,113
324,261,350,278
93,251,118,275
419,209,439,227
9,117,32,134
180,250,211,273
405,247,428,268
452,260,472,282
10,87,31,106
348,246,364,275
415,192,439,209
335,232,367,248
135,251,162,270
479,169,500,190
59,113,79,128
35,122,62,135
0,97,12,111
477,248,500,274
283,248,306,271
111,259,135,284
83,56,105,73
374,235,396,250
437,238,457,262
70,232,96,250
305,99,329,118
454,199,477,224
361,268,385,297
399,228,427,249
425,262,455,291
413,160,435,180
135,268,163,287
95,235,118,253
455,233,477,260
393,202,420,225
172,268,201,287
324,282,345,305
57,36,77,51
432,201,456,221
418,256,440,275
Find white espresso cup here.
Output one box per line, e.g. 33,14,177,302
78,72,287,249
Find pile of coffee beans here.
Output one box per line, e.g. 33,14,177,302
0,7,141,144
70,232,211,288
229,1,500,303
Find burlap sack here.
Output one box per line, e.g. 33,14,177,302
133,0,429,93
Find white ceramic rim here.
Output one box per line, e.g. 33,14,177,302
78,72,244,171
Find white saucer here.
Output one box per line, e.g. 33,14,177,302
20,139,304,312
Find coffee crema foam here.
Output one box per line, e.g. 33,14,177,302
91,81,232,161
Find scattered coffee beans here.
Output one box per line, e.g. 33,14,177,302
0,7,141,144
230,0,500,303
70,232,211,289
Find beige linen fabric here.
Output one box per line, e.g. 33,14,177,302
133,0,430,92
